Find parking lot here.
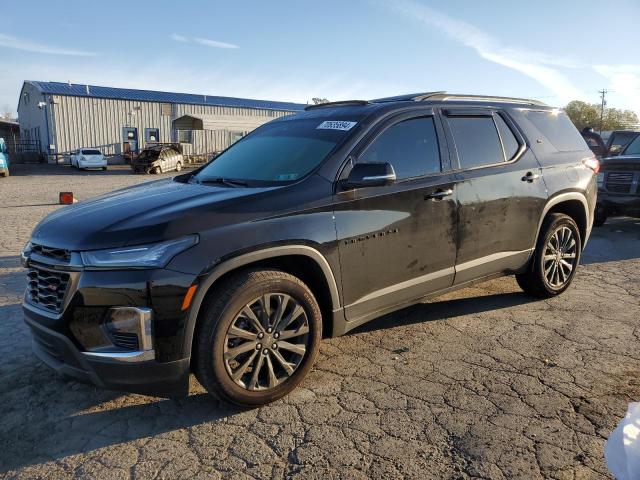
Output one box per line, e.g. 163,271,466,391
0,164,638,479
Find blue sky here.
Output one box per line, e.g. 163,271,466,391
1,0,639,116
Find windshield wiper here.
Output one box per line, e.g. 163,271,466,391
194,177,249,188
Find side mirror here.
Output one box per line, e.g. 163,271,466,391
344,162,396,189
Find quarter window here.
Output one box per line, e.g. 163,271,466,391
447,116,504,169
359,117,441,179
523,110,587,152
494,115,520,160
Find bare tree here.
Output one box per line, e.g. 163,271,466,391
311,98,330,105
0,105,15,120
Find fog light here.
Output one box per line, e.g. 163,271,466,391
105,307,153,351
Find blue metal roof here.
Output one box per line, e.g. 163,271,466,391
28,81,306,112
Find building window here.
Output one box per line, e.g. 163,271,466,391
145,128,160,143
177,130,192,144
161,103,171,116
230,131,244,144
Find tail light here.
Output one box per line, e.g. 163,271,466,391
583,157,600,174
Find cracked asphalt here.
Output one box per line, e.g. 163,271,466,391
1,164,639,479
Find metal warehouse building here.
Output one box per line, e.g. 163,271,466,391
17,81,305,161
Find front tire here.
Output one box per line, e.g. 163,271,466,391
175,161,182,172
593,208,607,227
516,213,581,298
194,269,322,406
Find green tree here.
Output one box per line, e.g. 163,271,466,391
565,100,639,132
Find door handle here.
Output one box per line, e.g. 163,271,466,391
425,188,453,200
522,171,541,182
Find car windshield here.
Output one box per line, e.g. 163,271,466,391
138,149,160,160
82,149,102,155
194,117,357,185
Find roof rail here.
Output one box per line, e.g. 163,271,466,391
425,93,548,106
371,92,447,103
304,100,370,111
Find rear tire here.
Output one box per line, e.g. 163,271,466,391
194,269,322,406
516,213,581,298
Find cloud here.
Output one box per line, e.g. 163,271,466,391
170,33,188,43
384,0,586,103
170,34,239,49
193,38,239,49
0,33,96,56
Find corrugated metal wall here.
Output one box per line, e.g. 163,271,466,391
48,95,294,156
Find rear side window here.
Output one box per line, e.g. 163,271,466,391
447,116,504,169
359,117,440,179
495,115,520,160
523,110,587,152
623,135,640,155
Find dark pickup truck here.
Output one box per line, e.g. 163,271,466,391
595,133,640,225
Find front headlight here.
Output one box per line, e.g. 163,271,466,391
81,235,198,269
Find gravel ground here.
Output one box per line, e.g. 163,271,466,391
1,164,639,479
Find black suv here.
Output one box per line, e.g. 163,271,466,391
22,93,598,405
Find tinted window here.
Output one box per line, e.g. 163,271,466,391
524,110,587,152
81,149,101,155
448,116,504,169
495,115,520,160
609,132,638,151
196,118,356,184
623,135,640,155
359,117,440,179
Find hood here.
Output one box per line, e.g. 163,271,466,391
31,178,279,250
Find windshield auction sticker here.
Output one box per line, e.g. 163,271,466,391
317,121,357,131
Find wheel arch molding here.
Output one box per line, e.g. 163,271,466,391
181,245,341,359
535,191,591,250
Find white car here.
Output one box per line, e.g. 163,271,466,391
70,149,107,170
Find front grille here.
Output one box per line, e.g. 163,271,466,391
27,266,70,313
109,332,139,351
605,172,634,194
31,243,71,263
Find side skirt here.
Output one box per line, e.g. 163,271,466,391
331,271,510,337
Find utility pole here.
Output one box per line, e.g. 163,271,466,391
598,89,608,134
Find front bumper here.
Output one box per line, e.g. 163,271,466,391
22,263,199,397
597,191,640,217
24,310,190,397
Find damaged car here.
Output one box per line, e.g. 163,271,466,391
131,143,184,174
